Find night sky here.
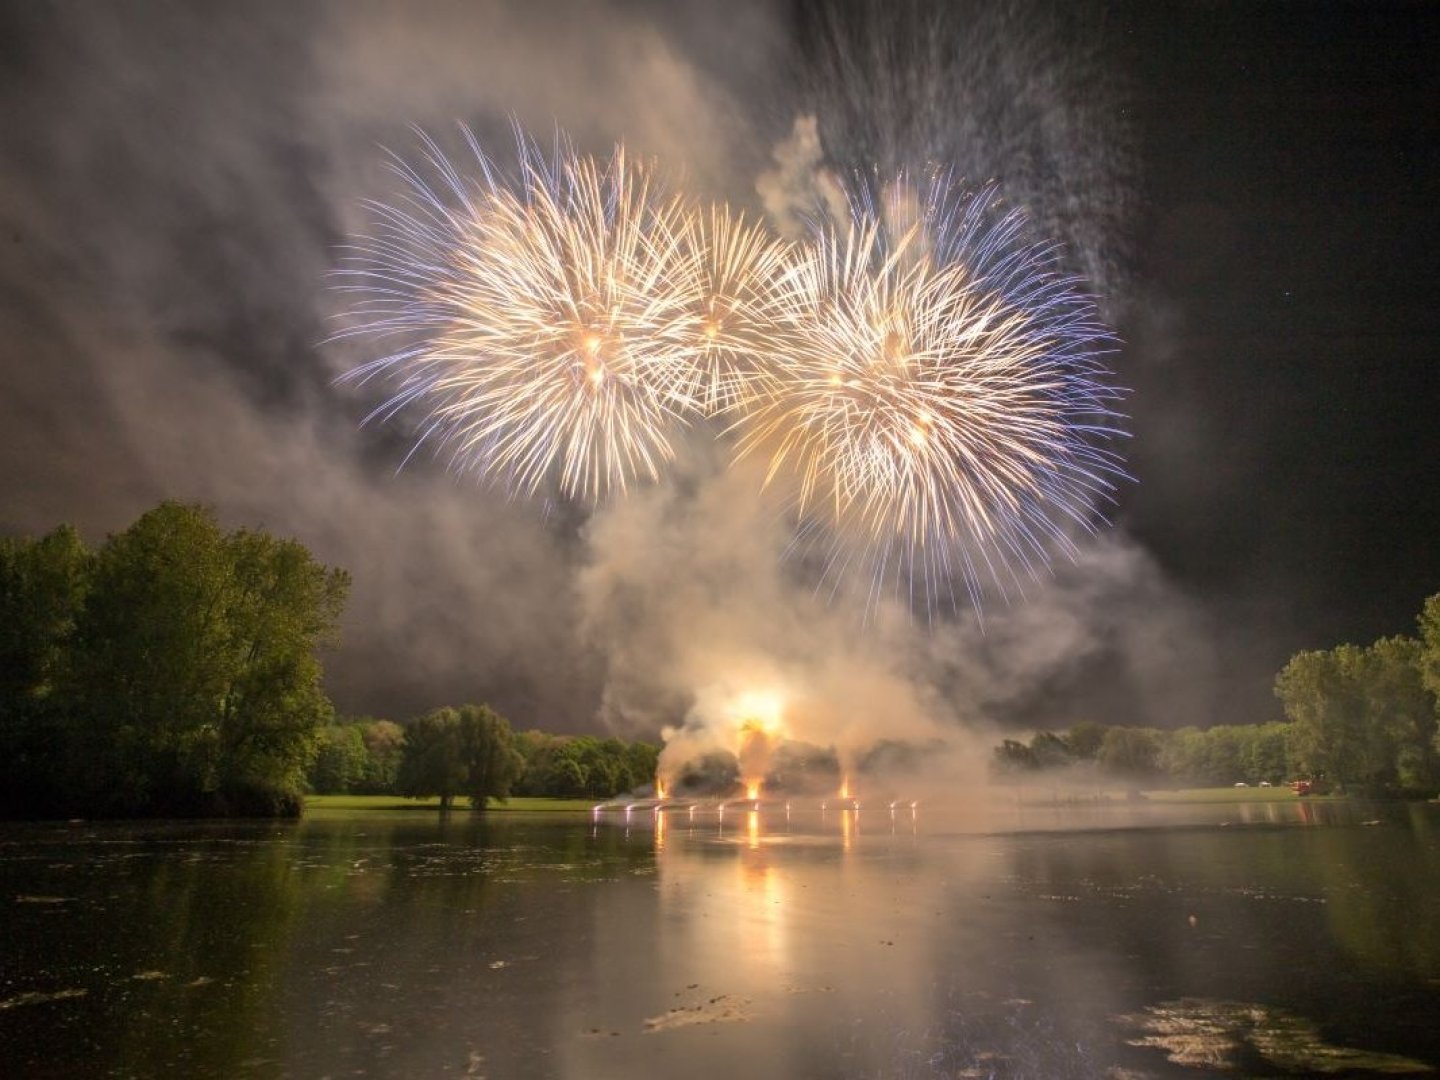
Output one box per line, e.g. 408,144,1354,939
1,1,1436,735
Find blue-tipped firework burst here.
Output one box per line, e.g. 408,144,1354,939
736,173,1128,610
333,127,707,502
336,130,1127,613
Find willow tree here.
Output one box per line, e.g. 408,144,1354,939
398,704,523,811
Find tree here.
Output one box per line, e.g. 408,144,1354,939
213,528,349,805
992,739,1038,775
310,725,369,794
63,503,348,815
625,740,660,792
398,709,467,811
0,525,91,815
1366,636,1436,792
398,704,523,811
1276,637,1435,795
66,503,239,811
1065,721,1107,761
1098,726,1160,780
1029,731,1073,769
357,719,405,793
1420,593,1440,707
458,703,524,809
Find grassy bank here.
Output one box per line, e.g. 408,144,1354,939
305,794,597,813
1143,786,1342,803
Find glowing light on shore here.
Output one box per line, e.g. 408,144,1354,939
734,690,785,802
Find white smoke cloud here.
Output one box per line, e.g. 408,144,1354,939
755,115,850,237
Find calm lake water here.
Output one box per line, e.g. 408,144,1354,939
3,797,1440,1078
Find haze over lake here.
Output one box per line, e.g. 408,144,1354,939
4,799,1439,1078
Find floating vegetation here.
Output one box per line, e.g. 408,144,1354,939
1119,998,1430,1074
643,993,751,1033
0,988,88,1010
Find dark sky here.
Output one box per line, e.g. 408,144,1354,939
0,0,1436,736
1119,1,1440,693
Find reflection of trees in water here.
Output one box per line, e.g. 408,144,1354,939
8,826,310,1077
1313,813,1440,982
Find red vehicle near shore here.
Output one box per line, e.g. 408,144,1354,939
1291,780,1315,796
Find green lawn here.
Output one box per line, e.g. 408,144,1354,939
305,794,598,813
1143,785,1339,803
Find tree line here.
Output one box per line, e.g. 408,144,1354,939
993,592,1440,797
308,712,659,810
1,503,663,820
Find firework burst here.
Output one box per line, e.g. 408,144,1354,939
334,127,705,502
683,204,795,413
734,174,1128,609
336,128,1128,614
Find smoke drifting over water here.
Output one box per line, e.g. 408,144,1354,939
0,0,1220,778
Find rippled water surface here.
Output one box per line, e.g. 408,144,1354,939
3,797,1439,1078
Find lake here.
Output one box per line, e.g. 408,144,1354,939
3,796,1439,1078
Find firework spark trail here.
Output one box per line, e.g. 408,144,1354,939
734,174,1128,610
336,129,1128,613
333,126,708,502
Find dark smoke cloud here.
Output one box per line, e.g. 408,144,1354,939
0,0,1231,756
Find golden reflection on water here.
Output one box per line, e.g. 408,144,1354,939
654,807,794,985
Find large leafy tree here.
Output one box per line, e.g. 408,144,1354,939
215,528,349,800
397,708,468,810
65,502,348,815
399,704,523,811
1276,637,1434,794
459,704,524,809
